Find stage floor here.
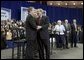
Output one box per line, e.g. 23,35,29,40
1,43,83,59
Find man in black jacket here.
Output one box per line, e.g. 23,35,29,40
25,7,38,59
71,19,78,48
64,19,71,49
36,9,50,59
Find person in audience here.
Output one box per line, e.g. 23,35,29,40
53,20,66,49
77,25,82,43
6,29,12,41
5,29,12,48
63,19,71,49
71,19,78,48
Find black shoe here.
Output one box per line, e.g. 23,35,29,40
71,46,73,48
74,46,78,48
63,47,66,49
66,47,69,49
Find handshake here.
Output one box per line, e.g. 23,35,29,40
37,26,42,30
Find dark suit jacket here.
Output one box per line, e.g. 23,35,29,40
26,14,37,40
64,23,71,31
71,23,78,36
64,23,71,35
38,16,49,40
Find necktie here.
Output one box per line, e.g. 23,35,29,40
36,17,41,25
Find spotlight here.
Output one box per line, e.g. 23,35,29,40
81,2,83,5
73,3,76,5
50,3,52,5
58,3,60,5
65,3,68,5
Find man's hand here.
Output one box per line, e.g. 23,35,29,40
37,26,42,30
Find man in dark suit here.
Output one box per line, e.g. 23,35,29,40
64,19,71,49
71,19,78,48
36,9,50,59
25,7,38,59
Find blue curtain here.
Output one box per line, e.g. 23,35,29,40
1,1,83,25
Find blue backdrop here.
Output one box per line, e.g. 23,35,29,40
1,1,83,25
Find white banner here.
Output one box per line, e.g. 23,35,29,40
21,7,28,22
1,7,11,20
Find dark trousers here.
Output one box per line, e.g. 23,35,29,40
55,34,60,48
55,34,65,48
37,32,50,59
65,34,69,48
71,32,77,47
25,39,36,59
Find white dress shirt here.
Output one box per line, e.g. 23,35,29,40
73,23,77,31
74,23,77,28
53,24,65,35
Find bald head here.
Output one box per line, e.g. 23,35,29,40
65,19,68,23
